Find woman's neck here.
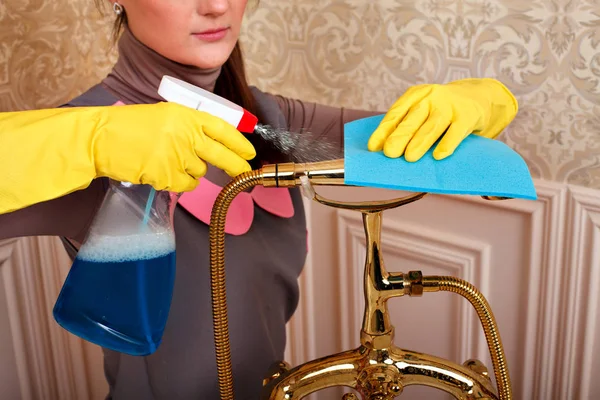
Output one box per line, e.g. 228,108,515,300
102,25,221,105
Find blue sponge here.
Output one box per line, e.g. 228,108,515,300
343,115,537,200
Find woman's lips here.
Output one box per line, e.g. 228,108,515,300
193,27,229,42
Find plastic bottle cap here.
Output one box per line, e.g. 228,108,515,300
158,75,257,133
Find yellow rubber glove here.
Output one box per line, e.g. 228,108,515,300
367,78,518,162
0,102,256,214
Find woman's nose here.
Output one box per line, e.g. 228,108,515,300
197,0,230,16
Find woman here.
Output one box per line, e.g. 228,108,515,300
0,0,518,398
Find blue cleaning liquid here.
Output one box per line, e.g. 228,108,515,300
53,231,176,356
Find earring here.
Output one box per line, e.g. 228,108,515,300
113,2,124,15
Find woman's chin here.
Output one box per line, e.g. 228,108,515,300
174,49,233,70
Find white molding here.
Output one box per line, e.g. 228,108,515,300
557,185,600,399
335,208,492,364
0,238,32,400
523,182,568,400
0,236,93,400
285,197,319,367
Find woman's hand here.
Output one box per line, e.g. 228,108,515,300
0,102,256,214
367,78,518,162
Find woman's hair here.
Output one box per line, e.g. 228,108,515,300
95,0,281,167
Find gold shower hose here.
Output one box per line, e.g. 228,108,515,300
209,169,511,400
209,170,263,399
422,276,512,400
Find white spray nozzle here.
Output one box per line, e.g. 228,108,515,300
157,75,258,133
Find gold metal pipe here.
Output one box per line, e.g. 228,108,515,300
360,211,407,349
261,159,346,188
262,346,498,399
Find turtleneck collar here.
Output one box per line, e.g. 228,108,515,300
102,25,222,105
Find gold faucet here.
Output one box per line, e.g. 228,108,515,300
209,159,512,400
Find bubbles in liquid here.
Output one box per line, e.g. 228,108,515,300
77,230,176,263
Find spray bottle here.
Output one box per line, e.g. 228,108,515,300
53,182,179,355
52,76,263,356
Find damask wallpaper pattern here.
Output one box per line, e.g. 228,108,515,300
0,1,116,110
1,0,599,188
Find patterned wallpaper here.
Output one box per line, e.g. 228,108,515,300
1,0,599,188
0,1,116,110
